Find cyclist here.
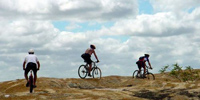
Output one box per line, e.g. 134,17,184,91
136,54,152,78
81,44,99,77
23,49,40,88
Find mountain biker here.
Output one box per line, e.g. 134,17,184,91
81,44,99,77
136,54,152,78
23,49,40,88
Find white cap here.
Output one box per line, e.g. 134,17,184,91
28,49,34,53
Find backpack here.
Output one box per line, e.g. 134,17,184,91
139,56,145,60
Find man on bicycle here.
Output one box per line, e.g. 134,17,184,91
23,49,40,88
136,54,152,78
81,44,99,77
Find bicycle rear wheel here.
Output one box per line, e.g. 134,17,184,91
133,70,140,79
146,73,155,80
92,67,101,79
29,76,33,93
78,65,87,79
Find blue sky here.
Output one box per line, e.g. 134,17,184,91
138,0,153,14
53,21,115,32
53,0,153,33
52,0,153,43
0,0,200,82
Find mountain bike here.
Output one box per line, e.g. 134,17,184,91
133,66,155,80
78,61,101,79
28,70,34,93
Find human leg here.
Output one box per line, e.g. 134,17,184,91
31,63,37,86
88,64,92,76
24,66,30,87
137,61,142,74
84,54,92,77
33,72,37,86
24,72,28,82
142,62,146,77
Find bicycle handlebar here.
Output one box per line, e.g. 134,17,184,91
93,61,99,63
146,66,153,70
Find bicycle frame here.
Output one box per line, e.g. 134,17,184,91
85,61,98,70
145,66,150,74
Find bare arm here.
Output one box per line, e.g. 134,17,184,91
23,61,26,70
148,61,152,69
37,61,40,70
93,51,99,62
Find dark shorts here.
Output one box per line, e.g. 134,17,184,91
81,53,92,64
136,61,145,69
25,62,37,75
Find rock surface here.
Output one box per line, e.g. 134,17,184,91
0,74,200,100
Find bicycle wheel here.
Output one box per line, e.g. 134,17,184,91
78,65,87,79
132,70,139,79
146,73,155,80
92,67,101,79
29,76,33,93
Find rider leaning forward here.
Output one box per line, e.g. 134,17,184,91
81,44,99,77
136,54,152,78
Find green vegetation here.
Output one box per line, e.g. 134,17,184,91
159,63,200,82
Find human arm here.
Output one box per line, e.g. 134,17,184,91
37,61,40,70
93,51,99,62
148,61,152,69
23,61,26,70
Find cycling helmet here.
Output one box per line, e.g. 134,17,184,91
28,49,34,53
144,54,150,57
90,44,96,49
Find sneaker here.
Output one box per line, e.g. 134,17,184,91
88,74,92,77
26,82,29,87
143,76,147,78
33,85,37,88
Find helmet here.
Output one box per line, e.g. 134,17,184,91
90,44,96,49
28,49,34,53
144,54,150,57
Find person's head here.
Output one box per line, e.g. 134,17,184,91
28,49,34,54
144,54,150,57
90,44,96,49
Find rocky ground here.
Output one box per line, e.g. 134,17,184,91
0,74,200,100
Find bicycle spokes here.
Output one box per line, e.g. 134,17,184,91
95,71,98,75
92,67,101,79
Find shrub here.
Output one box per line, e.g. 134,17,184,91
160,63,200,82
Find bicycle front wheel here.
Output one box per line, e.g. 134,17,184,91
92,67,101,79
146,73,155,80
78,65,87,79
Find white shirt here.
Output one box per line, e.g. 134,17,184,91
24,54,39,64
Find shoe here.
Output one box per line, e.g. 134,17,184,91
33,85,37,88
26,82,29,87
88,74,92,77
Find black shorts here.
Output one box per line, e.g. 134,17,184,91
81,53,92,64
136,61,145,69
25,62,37,75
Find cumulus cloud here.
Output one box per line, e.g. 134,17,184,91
150,0,200,13
0,0,200,82
0,0,138,21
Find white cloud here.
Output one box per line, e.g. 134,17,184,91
0,0,138,21
0,0,200,82
99,11,199,37
150,0,200,13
